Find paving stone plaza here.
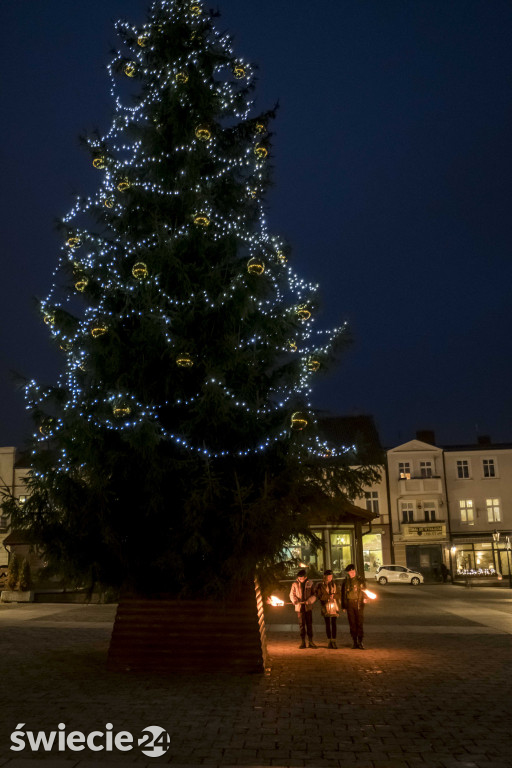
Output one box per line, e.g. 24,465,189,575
0,584,510,768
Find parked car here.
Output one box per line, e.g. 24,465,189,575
375,565,424,585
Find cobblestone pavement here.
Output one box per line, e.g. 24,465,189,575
0,585,510,768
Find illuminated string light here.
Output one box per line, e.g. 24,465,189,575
28,0,348,461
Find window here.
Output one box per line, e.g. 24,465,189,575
398,462,411,479
423,502,436,522
420,461,432,478
486,498,500,522
364,492,379,516
456,460,469,479
483,459,496,478
0,514,9,533
400,502,414,523
459,499,474,524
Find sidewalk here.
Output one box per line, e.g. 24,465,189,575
0,589,510,768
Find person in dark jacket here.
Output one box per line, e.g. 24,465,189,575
289,569,317,648
341,563,367,649
315,569,340,648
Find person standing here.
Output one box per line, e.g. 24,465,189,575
315,569,340,648
341,563,367,649
289,569,317,648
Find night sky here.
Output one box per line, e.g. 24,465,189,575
2,0,511,451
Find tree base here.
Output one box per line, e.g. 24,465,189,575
107,580,268,674
1,590,34,602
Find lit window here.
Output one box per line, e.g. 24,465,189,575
483,459,495,478
456,460,469,479
18,495,27,503
364,492,379,516
398,462,411,479
459,499,474,524
486,498,500,522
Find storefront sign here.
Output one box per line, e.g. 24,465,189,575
402,523,446,539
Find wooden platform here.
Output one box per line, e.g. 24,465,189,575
107,581,268,674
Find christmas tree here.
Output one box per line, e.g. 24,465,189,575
14,0,377,597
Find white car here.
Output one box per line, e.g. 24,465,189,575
375,565,424,585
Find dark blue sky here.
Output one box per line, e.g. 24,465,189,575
2,0,511,449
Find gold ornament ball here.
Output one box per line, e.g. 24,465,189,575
91,323,108,338
124,62,137,77
296,304,311,321
67,236,81,249
132,262,148,279
117,178,131,192
75,278,89,293
193,212,210,227
307,357,321,372
255,122,266,134
195,124,211,141
92,156,107,170
137,35,149,47
233,64,246,79
254,143,268,159
113,401,132,418
175,71,189,84
189,3,202,15
247,257,265,276
176,352,194,368
291,412,308,431
277,250,287,264
288,340,298,352
104,197,115,209
43,312,55,326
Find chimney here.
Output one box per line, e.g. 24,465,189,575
477,435,491,446
416,429,436,445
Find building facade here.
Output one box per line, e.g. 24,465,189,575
383,433,512,582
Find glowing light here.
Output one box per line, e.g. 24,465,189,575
363,589,377,600
266,596,285,607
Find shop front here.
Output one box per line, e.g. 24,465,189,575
395,522,449,581
451,535,511,581
283,502,380,580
